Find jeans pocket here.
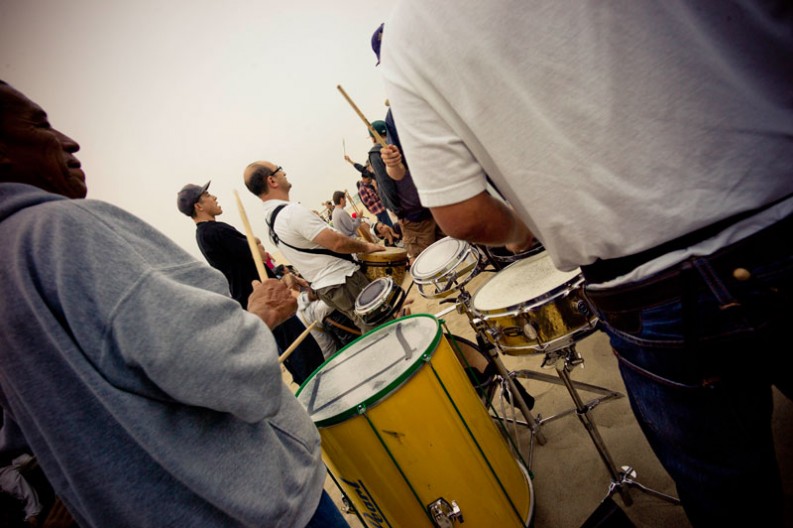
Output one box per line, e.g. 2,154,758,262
601,300,706,388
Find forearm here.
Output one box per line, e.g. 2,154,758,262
314,228,380,254
385,163,406,181
431,192,533,247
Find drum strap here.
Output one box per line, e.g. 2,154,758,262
267,204,356,263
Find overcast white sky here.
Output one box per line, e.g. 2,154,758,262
0,0,392,260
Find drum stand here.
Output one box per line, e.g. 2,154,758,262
541,344,681,508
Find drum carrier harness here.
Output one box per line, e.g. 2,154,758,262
266,204,356,264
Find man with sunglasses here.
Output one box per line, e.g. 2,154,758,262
244,161,384,332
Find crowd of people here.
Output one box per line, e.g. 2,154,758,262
1,4,792,527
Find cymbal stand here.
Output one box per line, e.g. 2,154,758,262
548,344,680,506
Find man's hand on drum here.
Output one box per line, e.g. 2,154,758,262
364,241,386,253
247,279,297,329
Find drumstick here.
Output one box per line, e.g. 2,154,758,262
337,85,388,148
345,189,361,215
233,190,268,282
279,321,319,364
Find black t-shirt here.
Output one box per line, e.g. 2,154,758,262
195,221,275,308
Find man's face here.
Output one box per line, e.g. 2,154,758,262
268,164,292,193
196,192,222,216
0,84,86,198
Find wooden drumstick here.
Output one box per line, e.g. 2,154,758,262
279,320,319,364
233,190,268,282
337,85,388,148
345,189,361,215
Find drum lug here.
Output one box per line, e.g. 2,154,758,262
522,321,538,341
427,497,463,527
472,317,500,344
575,299,592,316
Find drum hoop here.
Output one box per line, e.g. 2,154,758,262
411,239,475,282
472,274,585,317
296,314,443,427
355,277,395,313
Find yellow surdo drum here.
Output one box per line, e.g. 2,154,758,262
471,252,597,354
296,314,533,528
357,246,409,286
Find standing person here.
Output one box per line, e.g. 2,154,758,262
330,190,364,238
367,120,443,262
0,81,349,527
378,3,793,527
176,181,325,385
243,161,384,332
345,154,394,228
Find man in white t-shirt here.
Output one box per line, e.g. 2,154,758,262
379,4,792,527
244,161,384,332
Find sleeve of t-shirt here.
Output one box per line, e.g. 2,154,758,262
381,42,487,208
290,205,334,242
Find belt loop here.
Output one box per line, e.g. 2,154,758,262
691,257,741,310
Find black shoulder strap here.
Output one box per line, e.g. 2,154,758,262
267,204,356,263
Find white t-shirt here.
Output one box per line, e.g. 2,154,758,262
382,1,793,282
261,200,358,290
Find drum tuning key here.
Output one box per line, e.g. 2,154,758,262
427,497,463,527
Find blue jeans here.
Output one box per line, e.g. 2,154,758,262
587,216,792,527
304,490,350,528
375,210,394,228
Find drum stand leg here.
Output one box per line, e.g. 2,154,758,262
552,345,680,508
486,349,547,451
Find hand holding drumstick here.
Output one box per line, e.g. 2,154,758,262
247,279,297,330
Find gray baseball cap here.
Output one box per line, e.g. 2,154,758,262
176,181,210,216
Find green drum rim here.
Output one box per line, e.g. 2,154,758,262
296,313,442,427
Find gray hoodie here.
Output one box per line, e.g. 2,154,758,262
0,183,324,527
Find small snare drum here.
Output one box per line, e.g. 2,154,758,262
354,277,406,327
471,253,597,354
410,237,482,299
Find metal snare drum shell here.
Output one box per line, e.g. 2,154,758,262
471,254,598,354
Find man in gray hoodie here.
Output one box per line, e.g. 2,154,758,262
0,80,348,527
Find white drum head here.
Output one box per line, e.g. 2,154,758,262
296,315,439,426
411,237,469,280
472,253,581,312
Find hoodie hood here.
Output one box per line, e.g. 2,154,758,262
0,183,69,223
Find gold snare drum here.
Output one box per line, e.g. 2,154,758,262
471,253,597,354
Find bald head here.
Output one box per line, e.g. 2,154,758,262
244,160,291,199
